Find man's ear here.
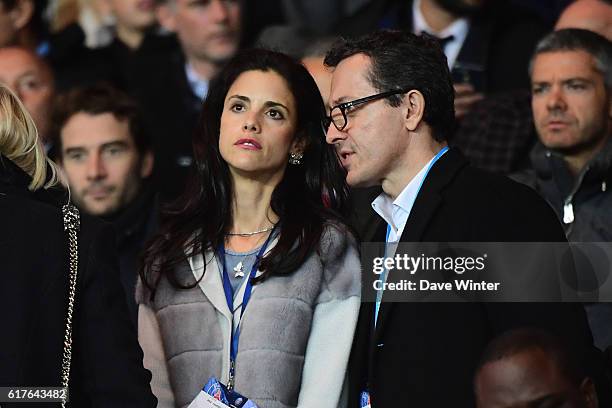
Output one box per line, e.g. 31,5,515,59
156,3,177,32
10,0,34,31
579,377,598,408
140,150,154,178
403,90,425,132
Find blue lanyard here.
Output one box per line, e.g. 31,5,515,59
217,227,276,387
374,146,449,326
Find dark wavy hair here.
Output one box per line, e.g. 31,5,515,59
141,49,350,295
50,83,151,158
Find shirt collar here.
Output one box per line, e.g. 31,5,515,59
412,0,470,68
371,155,436,243
185,62,209,100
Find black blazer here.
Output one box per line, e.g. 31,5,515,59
348,149,609,407
0,157,157,407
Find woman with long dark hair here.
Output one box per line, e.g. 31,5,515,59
137,49,361,407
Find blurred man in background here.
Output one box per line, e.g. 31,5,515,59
0,46,54,147
513,29,612,350
130,0,242,200
51,84,157,327
453,0,612,174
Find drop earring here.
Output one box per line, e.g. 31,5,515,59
289,151,303,165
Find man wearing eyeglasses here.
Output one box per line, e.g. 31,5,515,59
324,30,610,408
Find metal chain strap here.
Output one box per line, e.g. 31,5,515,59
60,204,80,408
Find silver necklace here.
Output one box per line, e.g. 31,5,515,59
226,225,275,237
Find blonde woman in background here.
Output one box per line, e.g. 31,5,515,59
48,0,114,48
0,84,157,407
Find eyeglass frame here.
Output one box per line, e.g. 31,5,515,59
323,88,411,132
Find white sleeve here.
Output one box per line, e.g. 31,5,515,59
297,295,360,408
138,304,177,408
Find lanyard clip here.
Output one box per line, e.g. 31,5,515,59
228,359,236,391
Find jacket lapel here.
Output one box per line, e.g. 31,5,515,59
400,148,468,242
365,220,387,377
189,251,233,322
372,148,468,344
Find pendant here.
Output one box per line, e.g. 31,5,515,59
233,261,245,278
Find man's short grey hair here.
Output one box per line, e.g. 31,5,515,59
529,28,612,88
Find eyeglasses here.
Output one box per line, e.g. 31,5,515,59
323,89,410,132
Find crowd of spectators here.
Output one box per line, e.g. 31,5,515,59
1,0,612,407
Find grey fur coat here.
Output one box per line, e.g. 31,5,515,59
136,224,361,408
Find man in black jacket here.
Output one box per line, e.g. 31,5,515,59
512,29,612,351
324,30,609,407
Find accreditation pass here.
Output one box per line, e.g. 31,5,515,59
189,390,233,408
